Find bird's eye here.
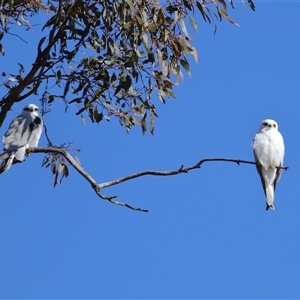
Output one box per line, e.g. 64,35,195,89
273,124,276,128
34,107,39,111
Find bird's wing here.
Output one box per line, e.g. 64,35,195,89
273,131,285,189
253,150,267,196
27,117,43,148
13,144,27,162
273,164,282,191
0,152,23,174
2,115,32,150
2,116,23,144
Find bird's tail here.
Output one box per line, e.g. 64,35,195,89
265,184,275,211
0,150,9,161
0,155,15,174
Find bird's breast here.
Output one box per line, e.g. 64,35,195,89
254,131,284,168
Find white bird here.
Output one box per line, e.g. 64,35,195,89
0,104,43,173
252,119,285,210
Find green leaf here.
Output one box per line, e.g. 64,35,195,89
179,18,190,38
141,32,149,51
180,58,191,78
165,88,176,98
37,36,46,55
178,37,194,54
48,95,55,103
122,75,132,91
248,0,256,11
125,0,136,14
76,107,85,115
42,15,57,31
63,165,69,177
157,49,168,76
190,46,199,63
51,161,57,175
148,52,155,63
174,65,182,85
217,0,227,10
0,43,4,56
141,112,147,135
196,2,211,23
17,63,25,73
68,97,82,104
132,116,141,126
113,84,122,96
136,14,143,26
88,107,95,123
148,21,157,33
54,171,59,188
158,88,166,103
183,0,192,11
217,7,240,26
58,163,64,174
80,115,86,125
94,108,103,123
189,16,198,32
63,81,70,97
41,157,50,168
56,70,62,85
150,112,155,135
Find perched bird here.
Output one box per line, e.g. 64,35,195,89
252,119,285,210
0,104,43,174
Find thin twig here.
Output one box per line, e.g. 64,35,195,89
27,147,289,213
43,123,54,147
6,32,28,44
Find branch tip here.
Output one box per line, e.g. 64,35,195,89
125,204,149,213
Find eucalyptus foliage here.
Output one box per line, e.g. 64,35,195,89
0,0,255,134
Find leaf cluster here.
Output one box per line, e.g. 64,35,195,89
0,0,255,134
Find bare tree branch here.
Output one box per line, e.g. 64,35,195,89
98,158,289,189
28,147,149,212
28,147,289,212
0,3,66,127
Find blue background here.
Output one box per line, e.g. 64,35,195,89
1,2,300,298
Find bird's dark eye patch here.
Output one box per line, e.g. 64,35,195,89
263,122,268,126
24,107,30,111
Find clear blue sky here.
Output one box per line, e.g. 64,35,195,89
1,2,300,299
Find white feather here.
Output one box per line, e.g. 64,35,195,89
0,104,43,173
252,119,285,211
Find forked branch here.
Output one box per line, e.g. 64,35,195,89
28,147,289,212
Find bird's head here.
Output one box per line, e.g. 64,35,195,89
22,104,40,118
259,119,278,131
